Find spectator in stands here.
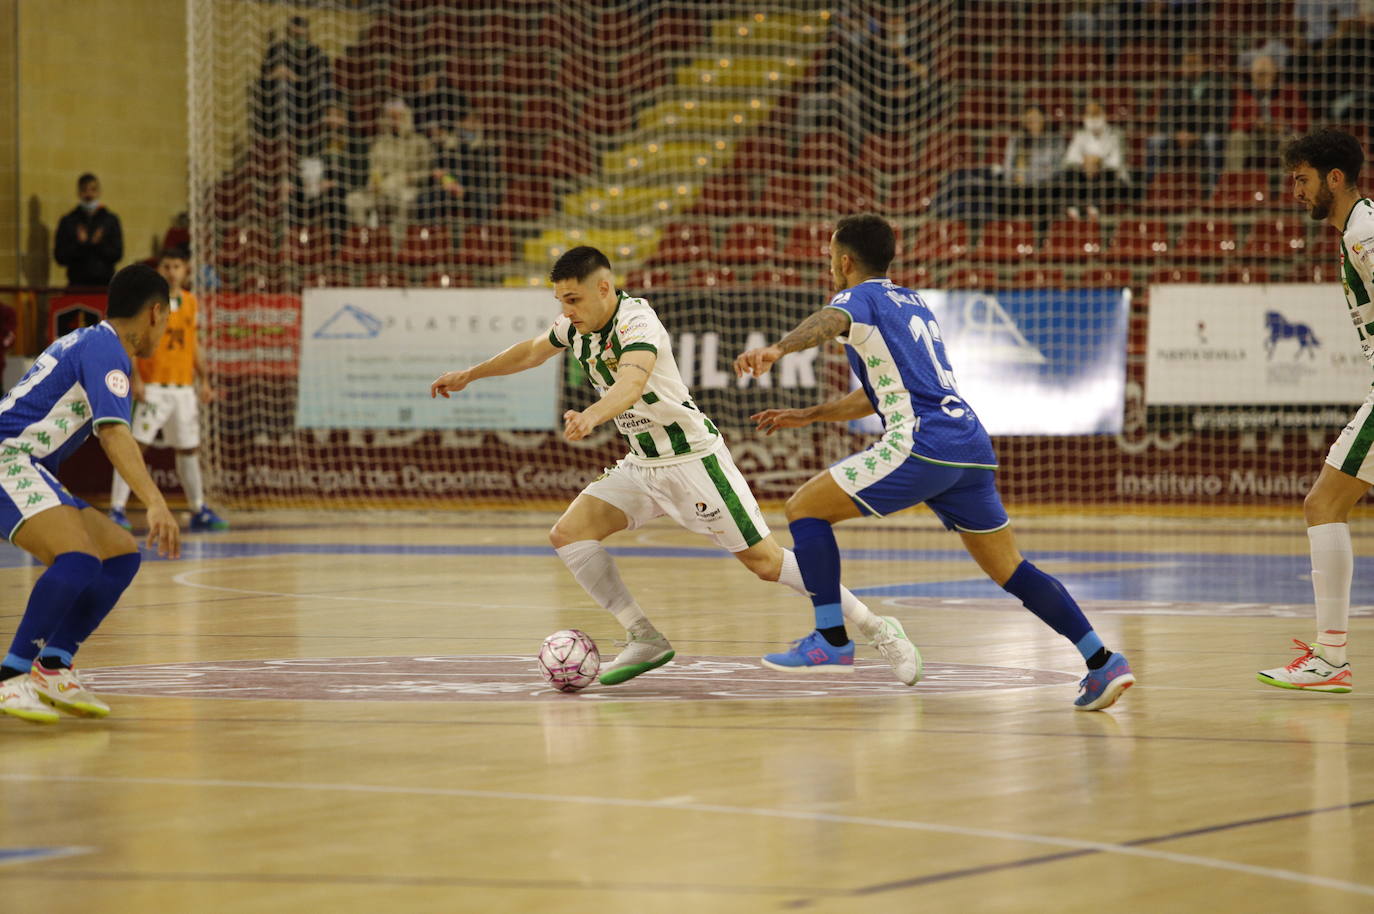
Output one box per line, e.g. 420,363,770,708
411,63,495,224
1061,100,1132,218
1297,0,1361,45
1224,53,1309,171
251,15,339,158
1146,49,1228,191
0,299,16,395
345,98,430,237
993,104,1066,224
1117,0,1210,49
1317,5,1374,122
54,173,123,289
283,105,356,234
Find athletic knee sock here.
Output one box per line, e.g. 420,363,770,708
778,548,880,639
1002,560,1110,668
41,552,142,665
555,541,659,640
3,552,103,674
176,454,206,512
1309,522,1352,665
789,518,849,646
110,471,132,511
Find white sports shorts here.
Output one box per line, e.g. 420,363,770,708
581,445,770,553
1326,387,1374,484
131,384,200,449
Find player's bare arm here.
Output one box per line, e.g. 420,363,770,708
752,389,875,436
564,350,656,442
96,422,180,558
194,347,214,404
734,306,852,378
431,333,561,398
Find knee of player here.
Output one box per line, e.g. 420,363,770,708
783,493,815,523
548,521,575,549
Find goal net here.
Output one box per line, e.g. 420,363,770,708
187,0,1356,514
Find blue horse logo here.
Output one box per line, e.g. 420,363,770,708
1264,311,1320,360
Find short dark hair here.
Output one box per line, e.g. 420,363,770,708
1282,127,1364,184
833,213,896,274
158,247,189,263
77,173,98,188
106,264,169,319
550,246,612,283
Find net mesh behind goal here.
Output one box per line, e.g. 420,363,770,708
187,0,1363,513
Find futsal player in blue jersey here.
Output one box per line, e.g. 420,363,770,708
0,264,180,724
735,214,1134,710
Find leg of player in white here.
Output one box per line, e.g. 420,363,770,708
1257,460,1367,692
110,385,227,531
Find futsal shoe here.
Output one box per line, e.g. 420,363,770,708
108,507,132,531
1257,640,1352,693
599,634,675,686
1073,652,1135,711
761,630,855,673
870,616,922,685
0,675,59,724
191,506,229,531
30,664,110,718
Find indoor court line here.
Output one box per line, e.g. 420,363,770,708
2,772,1371,900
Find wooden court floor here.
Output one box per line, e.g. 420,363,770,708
0,509,1371,913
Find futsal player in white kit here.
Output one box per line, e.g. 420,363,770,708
430,246,919,686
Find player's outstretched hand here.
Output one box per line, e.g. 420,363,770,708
563,409,595,442
751,408,813,436
734,344,783,379
144,504,181,559
431,369,473,398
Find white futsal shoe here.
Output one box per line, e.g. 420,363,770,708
0,675,60,724
870,616,923,685
1257,640,1352,693
599,633,675,686
30,664,111,717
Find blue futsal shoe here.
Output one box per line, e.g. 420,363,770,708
190,506,229,532
1073,652,1135,711
761,630,855,673
108,507,132,531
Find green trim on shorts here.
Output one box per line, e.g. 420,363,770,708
908,451,998,471
701,454,762,547
1340,407,1374,477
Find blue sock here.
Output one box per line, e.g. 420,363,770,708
5,552,103,670
44,552,141,662
789,517,846,638
1002,560,1104,662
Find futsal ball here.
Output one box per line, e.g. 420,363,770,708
537,629,600,692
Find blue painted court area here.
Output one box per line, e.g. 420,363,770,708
0,540,1362,606
0,847,88,866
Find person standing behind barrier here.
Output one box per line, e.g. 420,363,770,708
54,174,123,289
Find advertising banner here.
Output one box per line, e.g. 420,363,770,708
297,288,561,429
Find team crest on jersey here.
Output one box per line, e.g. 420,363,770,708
105,370,130,398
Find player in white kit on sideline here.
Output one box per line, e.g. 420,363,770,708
430,246,918,686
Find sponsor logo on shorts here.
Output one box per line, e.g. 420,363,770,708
693,501,721,521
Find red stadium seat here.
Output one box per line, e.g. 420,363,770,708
1149,267,1204,284
780,222,833,265
1040,219,1103,261
283,225,334,267
759,176,818,216
885,174,936,215
501,179,555,220
1082,267,1134,288
688,267,737,288
623,268,673,292
1141,173,1203,213
1051,43,1104,80
363,270,407,288
1024,86,1075,125
1012,267,1066,287
955,88,1010,129
1247,217,1309,259
1108,219,1170,262
454,224,513,267
1216,265,1271,284
793,131,854,175
693,174,754,216
1174,219,1239,261
971,219,1036,263
650,222,713,264
750,267,811,288
397,225,451,268
893,266,932,289
340,226,392,266
1210,171,1275,211
719,223,775,265
426,270,474,288
946,267,1000,290
908,219,971,265
218,226,269,268
820,174,878,214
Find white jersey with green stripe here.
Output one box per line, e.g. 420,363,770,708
548,291,723,466
1339,197,1374,374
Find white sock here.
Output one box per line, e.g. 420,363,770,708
176,453,205,512
110,471,131,511
1309,522,1352,665
555,540,657,638
778,548,881,639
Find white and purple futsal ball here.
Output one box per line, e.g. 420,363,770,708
537,629,600,692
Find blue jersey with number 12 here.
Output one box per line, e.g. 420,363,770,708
826,278,997,469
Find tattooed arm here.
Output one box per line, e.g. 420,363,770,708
733,306,852,379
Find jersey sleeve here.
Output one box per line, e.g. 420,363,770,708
615,308,666,356
1346,224,1374,286
824,288,870,326
547,315,575,349
80,333,133,426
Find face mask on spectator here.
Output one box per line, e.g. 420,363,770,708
79,199,100,213
1084,115,1107,135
